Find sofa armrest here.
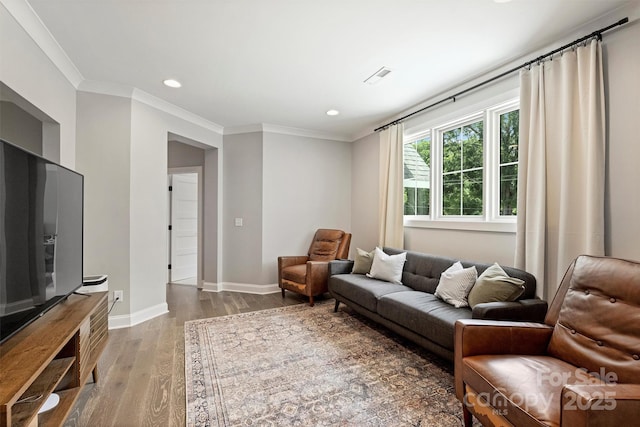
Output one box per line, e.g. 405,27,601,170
329,259,354,276
561,384,640,425
454,319,553,399
471,298,548,322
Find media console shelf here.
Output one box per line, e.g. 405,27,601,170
0,292,108,427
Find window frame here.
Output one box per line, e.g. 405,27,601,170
403,98,519,233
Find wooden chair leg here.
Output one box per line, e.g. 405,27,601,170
281,288,285,298
462,403,473,427
92,366,99,384
309,295,314,306
334,300,340,312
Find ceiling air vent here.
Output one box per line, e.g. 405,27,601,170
364,67,392,85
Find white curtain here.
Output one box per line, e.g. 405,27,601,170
515,39,605,300
378,123,405,248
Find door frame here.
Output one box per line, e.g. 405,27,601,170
168,166,204,288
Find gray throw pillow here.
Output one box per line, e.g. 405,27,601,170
468,262,525,308
351,248,375,274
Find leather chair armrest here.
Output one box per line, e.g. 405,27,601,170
277,256,309,285
561,384,640,425
454,319,553,400
471,298,548,322
329,259,354,276
278,256,310,269
305,261,330,295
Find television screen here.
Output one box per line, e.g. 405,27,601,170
0,139,84,344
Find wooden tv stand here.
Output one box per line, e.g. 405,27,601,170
0,292,108,427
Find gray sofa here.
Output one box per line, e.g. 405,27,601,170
328,247,547,361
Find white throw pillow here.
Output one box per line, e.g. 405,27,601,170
435,262,478,308
366,247,407,284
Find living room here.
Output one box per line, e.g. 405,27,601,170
1,0,640,426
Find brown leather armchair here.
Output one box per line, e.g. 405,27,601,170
278,229,351,306
455,255,640,427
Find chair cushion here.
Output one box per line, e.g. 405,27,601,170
308,229,346,261
328,274,412,312
281,264,306,284
463,354,606,427
377,291,472,350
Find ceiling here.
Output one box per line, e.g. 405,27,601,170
25,0,631,141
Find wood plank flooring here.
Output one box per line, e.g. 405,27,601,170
63,285,314,426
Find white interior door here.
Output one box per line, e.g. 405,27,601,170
170,173,198,282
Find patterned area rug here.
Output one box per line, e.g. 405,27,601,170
185,302,466,426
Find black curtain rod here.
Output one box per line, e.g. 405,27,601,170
374,17,629,133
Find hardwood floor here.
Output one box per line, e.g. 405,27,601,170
63,285,314,426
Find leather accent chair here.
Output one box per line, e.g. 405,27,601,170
278,229,351,306
455,255,640,427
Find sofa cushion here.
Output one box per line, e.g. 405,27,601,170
377,291,472,351
328,274,412,312
383,248,460,294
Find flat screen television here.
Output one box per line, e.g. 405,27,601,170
0,138,84,344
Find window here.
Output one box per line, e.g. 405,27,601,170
442,120,483,216
403,134,431,215
498,110,519,216
403,99,519,229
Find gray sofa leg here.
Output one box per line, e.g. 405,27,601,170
334,300,340,312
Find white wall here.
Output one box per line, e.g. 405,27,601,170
222,131,352,286
350,132,379,254
76,92,132,316
204,148,219,283
604,8,640,262
0,101,42,154
262,132,352,283
222,132,264,284
0,3,76,167
168,140,205,168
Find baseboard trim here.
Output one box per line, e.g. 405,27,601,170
108,302,169,330
202,282,280,295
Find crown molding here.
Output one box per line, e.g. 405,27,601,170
77,80,135,99
223,124,264,135
77,81,224,134
224,123,352,142
2,0,84,88
131,88,224,134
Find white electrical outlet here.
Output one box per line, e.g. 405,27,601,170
113,290,124,302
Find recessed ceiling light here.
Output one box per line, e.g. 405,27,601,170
326,109,340,116
494,0,512,3
163,79,182,88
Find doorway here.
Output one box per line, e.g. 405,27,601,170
167,167,203,287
